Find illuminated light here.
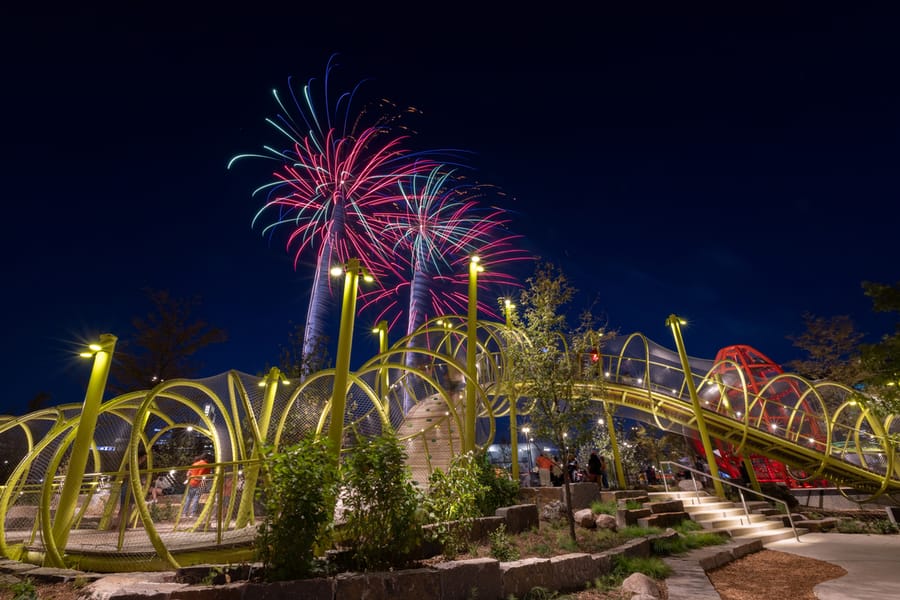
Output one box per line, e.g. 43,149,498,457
282,380,291,385
736,411,742,418
604,372,610,377
636,378,643,384
671,389,677,394
704,400,709,405
362,272,375,283
258,381,266,387
79,352,93,358
330,266,344,277
372,327,380,334
470,255,480,264
770,424,778,431
186,426,194,432
89,343,103,352
597,418,604,425
169,469,176,476
808,437,815,444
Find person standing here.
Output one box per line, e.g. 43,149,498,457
536,452,554,487
182,453,210,518
587,451,602,484
599,455,609,489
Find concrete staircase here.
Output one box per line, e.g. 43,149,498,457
649,489,804,544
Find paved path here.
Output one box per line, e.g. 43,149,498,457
766,533,900,600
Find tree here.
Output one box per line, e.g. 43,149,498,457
109,289,227,394
785,312,867,384
267,321,331,380
860,281,900,416
507,262,607,540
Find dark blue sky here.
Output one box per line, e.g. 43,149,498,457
2,6,898,414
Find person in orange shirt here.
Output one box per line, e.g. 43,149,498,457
182,453,211,518
535,452,554,487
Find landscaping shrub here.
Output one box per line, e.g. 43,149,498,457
423,451,488,557
474,452,520,515
256,435,340,581
488,523,520,561
340,432,424,570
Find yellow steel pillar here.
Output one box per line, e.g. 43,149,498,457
51,334,117,552
504,298,519,482
666,314,725,497
328,258,371,460
235,367,282,528
604,403,627,489
372,320,388,410
465,256,482,453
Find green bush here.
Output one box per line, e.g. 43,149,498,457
423,451,487,557
10,577,37,600
340,432,424,570
256,434,340,581
488,523,520,561
474,453,520,515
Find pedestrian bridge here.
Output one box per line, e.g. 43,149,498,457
0,316,896,571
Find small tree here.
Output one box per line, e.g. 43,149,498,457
256,434,340,581
506,262,607,540
786,312,867,384
110,289,227,394
340,432,423,570
860,281,900,416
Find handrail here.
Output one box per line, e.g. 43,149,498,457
659,460,799,542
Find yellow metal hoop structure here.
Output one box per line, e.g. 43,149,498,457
0,319,897,572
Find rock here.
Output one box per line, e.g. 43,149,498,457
540,500,565,522
574,509,596,528
621,572,660,598
595,513,617,531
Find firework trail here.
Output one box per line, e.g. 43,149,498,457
362,165,533,336
229,54,434,358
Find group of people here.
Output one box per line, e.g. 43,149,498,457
534,450,609,489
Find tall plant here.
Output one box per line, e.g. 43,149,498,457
340,432,423,570
256,434,339,581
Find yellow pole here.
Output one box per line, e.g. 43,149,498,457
329,258,365,460
666,314,725,497
373,320,388,411
51,333,117,552
504,299,519,482
604,402,627,489
465,256,481,453
235,367,281,528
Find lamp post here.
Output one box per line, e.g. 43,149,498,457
372,320,389,410
522,425,533,485
503,298,519,482
51,334,117,552
328,258,373,460
666,314,724,497
465,255,483,453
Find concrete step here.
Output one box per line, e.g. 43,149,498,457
685,507,747,522
683,501,739,513
730,526,806,544
701,518,784,537
705,513,770,530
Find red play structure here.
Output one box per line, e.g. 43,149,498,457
689,344,830,488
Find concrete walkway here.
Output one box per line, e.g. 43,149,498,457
766,533,900,600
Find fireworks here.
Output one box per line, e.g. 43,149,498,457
232,55,530,357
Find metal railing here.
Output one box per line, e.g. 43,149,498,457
659,460,799,542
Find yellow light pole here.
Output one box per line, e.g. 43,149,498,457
503,298,519,482
465,255,483,453
51,334,117,552
666,314,724,497
372,320,389,410
328,258,373,460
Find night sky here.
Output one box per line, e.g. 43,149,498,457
2,6,898,415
